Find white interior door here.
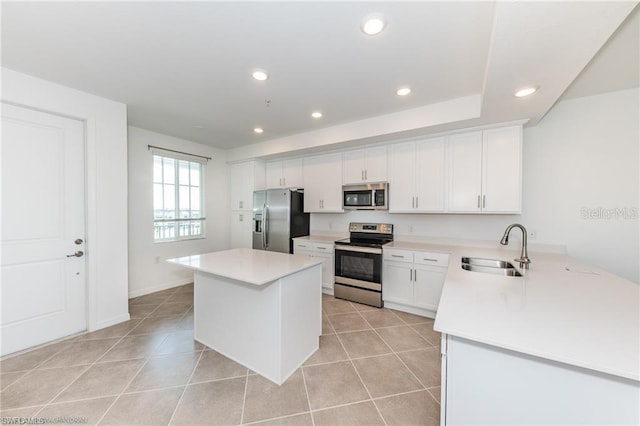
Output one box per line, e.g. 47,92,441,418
1,103,86,356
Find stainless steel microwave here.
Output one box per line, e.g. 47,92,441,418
342,183,388,210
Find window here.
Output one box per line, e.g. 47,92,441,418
153,154,205,241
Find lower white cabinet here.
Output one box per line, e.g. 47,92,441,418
294,240,335,293
382,248,448,316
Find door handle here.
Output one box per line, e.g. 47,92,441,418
67,251,84,258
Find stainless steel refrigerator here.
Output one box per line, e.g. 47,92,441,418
252,189,310,254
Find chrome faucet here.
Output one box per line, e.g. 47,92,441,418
500,224,531,269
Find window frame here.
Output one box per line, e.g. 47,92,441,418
152,153,206,243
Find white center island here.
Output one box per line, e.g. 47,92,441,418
167,248,323,385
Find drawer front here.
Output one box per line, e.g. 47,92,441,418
293,240,312,251
312,242,334,253
414,251,449,267
383,249,414,263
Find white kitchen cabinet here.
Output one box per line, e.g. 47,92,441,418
342,146,387,184
303,153,343,213
230,211,252,249
265,158,303,189
229,160,264,249
388,138,446,212
293,240,335,292
448,126,522,213
414,264,447,312
382,248,448,317
229,160,265,211
382,261,414,306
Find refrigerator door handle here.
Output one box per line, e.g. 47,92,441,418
263,204,269,248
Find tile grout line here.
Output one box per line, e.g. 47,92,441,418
239,366,250,425
166,347,205,425
1,284,192,415
359,304,443,407
31,333,127,417
356,306,432,391
299,367,315,426
351,302,431,421
45,292,176,422
331,310,389,426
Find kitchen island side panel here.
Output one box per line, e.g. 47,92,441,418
280,264,322,377
194,271,281,382
444,335,640,425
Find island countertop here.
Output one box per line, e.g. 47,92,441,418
167,248,323,286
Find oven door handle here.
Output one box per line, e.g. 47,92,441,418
335,246,382,255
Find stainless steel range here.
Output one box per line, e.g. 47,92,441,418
334,223,393,308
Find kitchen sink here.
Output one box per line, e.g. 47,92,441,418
461,257,523,277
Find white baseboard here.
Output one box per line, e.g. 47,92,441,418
383,301,436,319
128,278,193,299
92,313,131,332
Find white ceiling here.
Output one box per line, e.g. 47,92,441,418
2,2,638,151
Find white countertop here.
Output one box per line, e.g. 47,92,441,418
167,248,323,286
293,234,347,243
414,242,640,381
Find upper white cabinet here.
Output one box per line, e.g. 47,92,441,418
448,126,522,213
342,146,387,184
303,153,343,213
229,160,265,211
388,138,446,213
265,158,303,189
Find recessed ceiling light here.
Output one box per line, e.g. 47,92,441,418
252,70,269,81
515,86,538,97
361,13,386,36
311,111,323,119
396,87,411,96
253,127,264,134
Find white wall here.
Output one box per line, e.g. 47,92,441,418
310,88,639,283
128,126,228,297
1,67,130,330
521,88,638,283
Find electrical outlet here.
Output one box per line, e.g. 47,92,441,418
409,225,413,233
528,229,537,240
329,223,333,229
155,256,161,264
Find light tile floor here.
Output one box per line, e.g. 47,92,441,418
0,284,441,425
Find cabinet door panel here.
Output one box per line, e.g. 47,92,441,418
416,138,446,212
265,161,283,189
448,132,482,212
414,264,446,312
482,126,522,213
342,150,365,184
282,158,303,188
315,252,335,290
230,162,255,210
364,146,387,183
303,153,343,212
382,262,413,305
230,211,252,248
388,142,416,212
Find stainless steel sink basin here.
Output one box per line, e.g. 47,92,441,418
461,257,523,277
